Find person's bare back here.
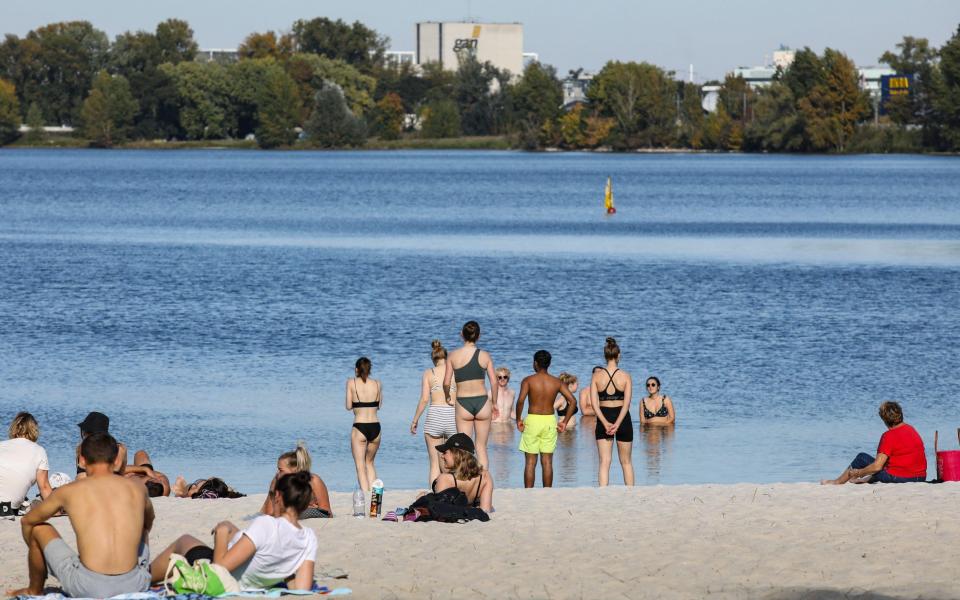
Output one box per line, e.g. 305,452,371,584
60,474,150,574
522,372,569,416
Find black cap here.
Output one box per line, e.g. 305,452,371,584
436,433,475,454
77,412,109,435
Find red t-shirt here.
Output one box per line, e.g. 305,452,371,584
877,423,927,478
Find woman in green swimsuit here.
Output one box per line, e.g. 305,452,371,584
443,321,499,469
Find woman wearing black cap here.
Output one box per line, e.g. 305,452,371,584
75,412,127,477
431,433,493,512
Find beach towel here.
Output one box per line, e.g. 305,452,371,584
13,582,352,600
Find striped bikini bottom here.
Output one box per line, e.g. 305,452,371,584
423,404,458,438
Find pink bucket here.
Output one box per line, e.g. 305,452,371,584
935,429,960,482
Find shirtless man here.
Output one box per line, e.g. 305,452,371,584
515,350,577,488
7,432,154,598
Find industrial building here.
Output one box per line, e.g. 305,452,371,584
415,22,526,76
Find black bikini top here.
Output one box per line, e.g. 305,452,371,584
353,378,380,409
642,397,669,418
597,368,625,403
432,472,483,508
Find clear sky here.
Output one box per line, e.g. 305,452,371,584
5,0,959,80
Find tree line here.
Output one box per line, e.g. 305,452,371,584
0,18,958,152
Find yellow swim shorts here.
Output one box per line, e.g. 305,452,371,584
518,413,558,454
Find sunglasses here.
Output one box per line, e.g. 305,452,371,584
646,382,658,388
497,376,509,381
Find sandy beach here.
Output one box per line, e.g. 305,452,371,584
2,482,958,599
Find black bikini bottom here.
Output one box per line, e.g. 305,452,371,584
353,422,381,442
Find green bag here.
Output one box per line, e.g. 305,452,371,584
163,552,240,596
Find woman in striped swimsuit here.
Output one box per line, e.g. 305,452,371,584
411,340,458,486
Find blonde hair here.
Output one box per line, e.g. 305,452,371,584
279,440,312,473
450,448,482,480
495,366,511,379
559,372,578,386
9,412,39,442
431,339,447,365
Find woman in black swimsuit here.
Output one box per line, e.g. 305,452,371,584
346,356,382,492
639,376,675,426
431,433,493,512
590,337,634,486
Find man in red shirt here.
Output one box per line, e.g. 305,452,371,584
821,401,927,485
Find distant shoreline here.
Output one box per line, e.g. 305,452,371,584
6,136,956,155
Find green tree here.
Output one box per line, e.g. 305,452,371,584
156,19,198,63
587,61,676,148
371,92,405,139
718,74,755,122
781,47,825,101
797,49,870,151
254,66,301,148
372,62,432,113
81,70,138,147
284,53,376,119
0,78,21,145
304,84,366,147
453,55,510,136
0,21,109,126
419,98,461,138
743,82,803,151
932,25,960,150
510,61,563,148
290,17,388,73
24,101,43,143
677,82,705,149
110,20,197,139
160,61,234,139
238,31,294,61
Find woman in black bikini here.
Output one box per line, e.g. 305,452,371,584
346,356,381,492
431,433,493,512
590,337,634,486
443,321,499,469
639,376,675,426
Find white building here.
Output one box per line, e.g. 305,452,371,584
416,22,525,77
732,47,894,97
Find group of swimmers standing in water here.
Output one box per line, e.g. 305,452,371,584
347,320,677,492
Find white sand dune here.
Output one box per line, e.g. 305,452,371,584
2,483,958,599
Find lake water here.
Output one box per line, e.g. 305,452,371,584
1,149,959,493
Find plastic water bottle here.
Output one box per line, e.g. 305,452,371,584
352,487,365,518
369,479,384,518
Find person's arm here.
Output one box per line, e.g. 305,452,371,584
557,385,577,431
376,379,383,408
638,398,648,425
116,444,128,474
212,521,251,568
411,371,431,434
259,476,278,514
344,379,353,411
312,475,332,514
143,494,155,533
613,375,632,429
664,397,676,424
592,374,611,429
479,474,494,513
36,469,53,500
124,465,158,478
433,472,455,491
514,379,529,432
851,453,888,478
483,352,499,419
289,560,315,591
20,488,66,544
443,359,454,403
